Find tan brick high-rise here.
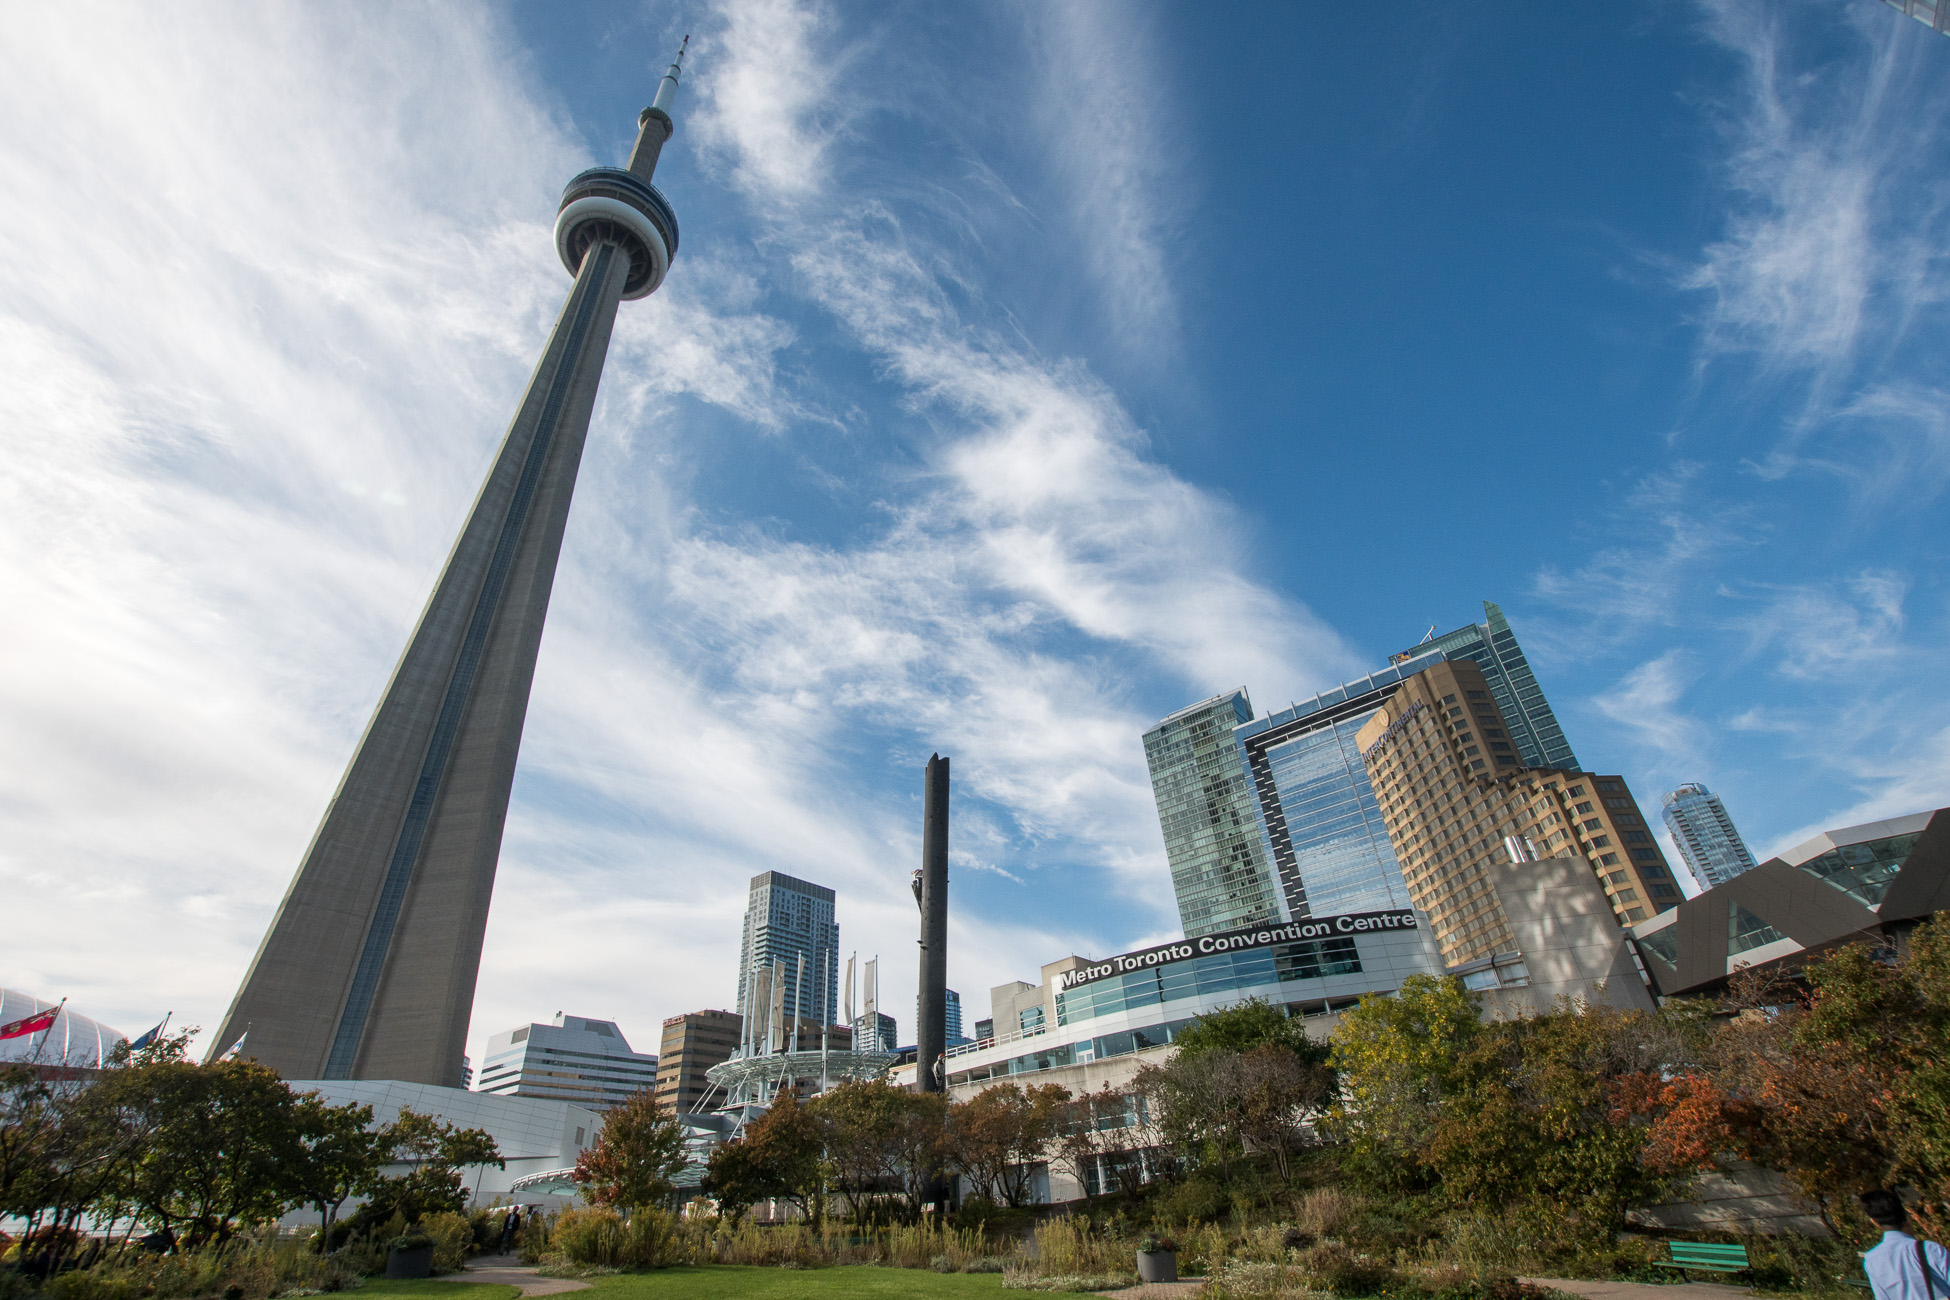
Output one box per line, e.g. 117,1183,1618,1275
1353,659,1682,965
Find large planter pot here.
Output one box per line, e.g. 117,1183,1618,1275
1137,1250,1178,1283
386,1246,433,1279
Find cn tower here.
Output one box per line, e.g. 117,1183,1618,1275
210,44,691,1086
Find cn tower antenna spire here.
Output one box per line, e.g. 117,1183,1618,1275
629,35,690,182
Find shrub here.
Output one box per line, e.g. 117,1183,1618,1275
1152,1175,1228,1224
1295,1243,1401,1296
421,1211,473,1272
1203,1259,1329,1299
553,1208,628,1268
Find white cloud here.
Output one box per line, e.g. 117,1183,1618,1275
1592,652,1712,769
1023,1,1183,354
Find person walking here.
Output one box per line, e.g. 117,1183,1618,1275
498,1205,522,1255
1862,1190,1950,1300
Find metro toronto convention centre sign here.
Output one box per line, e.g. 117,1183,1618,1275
1057,909,1419,992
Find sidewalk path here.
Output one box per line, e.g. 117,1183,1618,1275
438,1254,591,1297
1525,1277,1752,1300
1097,1284,1206,1297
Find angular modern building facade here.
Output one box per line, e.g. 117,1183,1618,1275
1395,602,1578,771
476,1013,659,1111
1632,808,1950,997
210,52,692,1085
1662,782,1757,890
1143,690,1286,936
735,871,841,1046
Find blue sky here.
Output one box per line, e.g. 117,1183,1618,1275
2,1,1947,1065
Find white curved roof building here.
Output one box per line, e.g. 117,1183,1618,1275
0,989,126,1068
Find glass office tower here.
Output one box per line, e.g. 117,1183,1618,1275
1661,783,1759,890
1143,690,1285,936
1396,602,1577,771
1234,652,1442,920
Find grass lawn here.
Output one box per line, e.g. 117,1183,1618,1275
358,1281,523,1300
571,1265,1015,1298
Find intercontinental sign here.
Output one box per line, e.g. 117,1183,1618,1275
1057,909,1419,993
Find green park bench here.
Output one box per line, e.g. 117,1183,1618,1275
1657,1241,1753,1277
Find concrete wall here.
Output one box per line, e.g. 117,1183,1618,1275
279,1079,601,1225
1482,854,1655,1015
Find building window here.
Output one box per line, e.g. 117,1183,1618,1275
1624,907,1647,923
1600,783,1623,795
1443,694,1457,704
1574,801,1593,814
1496,756,1517,766
1598,853,1619,866
1632,848,1659,863
1567,786,1585,798
1582,819,1602,832
1589,835,1610,848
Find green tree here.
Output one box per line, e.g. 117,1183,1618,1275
948,1082,1069,1208
702,1132,768,1226
1234,1043,1336,1187
1324,974,1482,1189
740,1092,826,1221
109,1049,307,1249
810,1078,945,1225
369,1106,503,1222
1172,997,1328,1067
288,1093,387,1240
572,1089,687,1211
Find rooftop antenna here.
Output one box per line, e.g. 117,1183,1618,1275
629,34,691,181
1418,624,1436,644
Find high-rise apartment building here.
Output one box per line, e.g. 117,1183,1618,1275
653,1009,741,1115
865,1011,898,1051
1354,659,1683,964
1661,783,1757,891
1395,602,1577,771
476,1014,659,1110
736,872,840,1045
944,989,967,1045
1143,691,1285,936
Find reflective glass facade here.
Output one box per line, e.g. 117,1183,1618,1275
1234,654,1440,919
1398,603,1577,771
1796,831,1920,908
1729,903,1786,956
1144,691,1284,936
1054,937,1361,1025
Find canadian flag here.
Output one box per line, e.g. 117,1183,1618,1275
0,1004,61,1041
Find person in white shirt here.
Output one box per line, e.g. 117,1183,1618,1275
1862,1190,1950,1300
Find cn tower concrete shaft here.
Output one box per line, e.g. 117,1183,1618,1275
212,49,686,1085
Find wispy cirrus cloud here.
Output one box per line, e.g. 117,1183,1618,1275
1688,0,1950,483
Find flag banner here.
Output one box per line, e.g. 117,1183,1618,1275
0,1006,60,1041
129,1017,168,1050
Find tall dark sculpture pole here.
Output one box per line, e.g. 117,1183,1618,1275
916,754,949,1095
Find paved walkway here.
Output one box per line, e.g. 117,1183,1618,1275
1096,1283,1206,1297
439,1254,591,1297
1524,1277,1752,1300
